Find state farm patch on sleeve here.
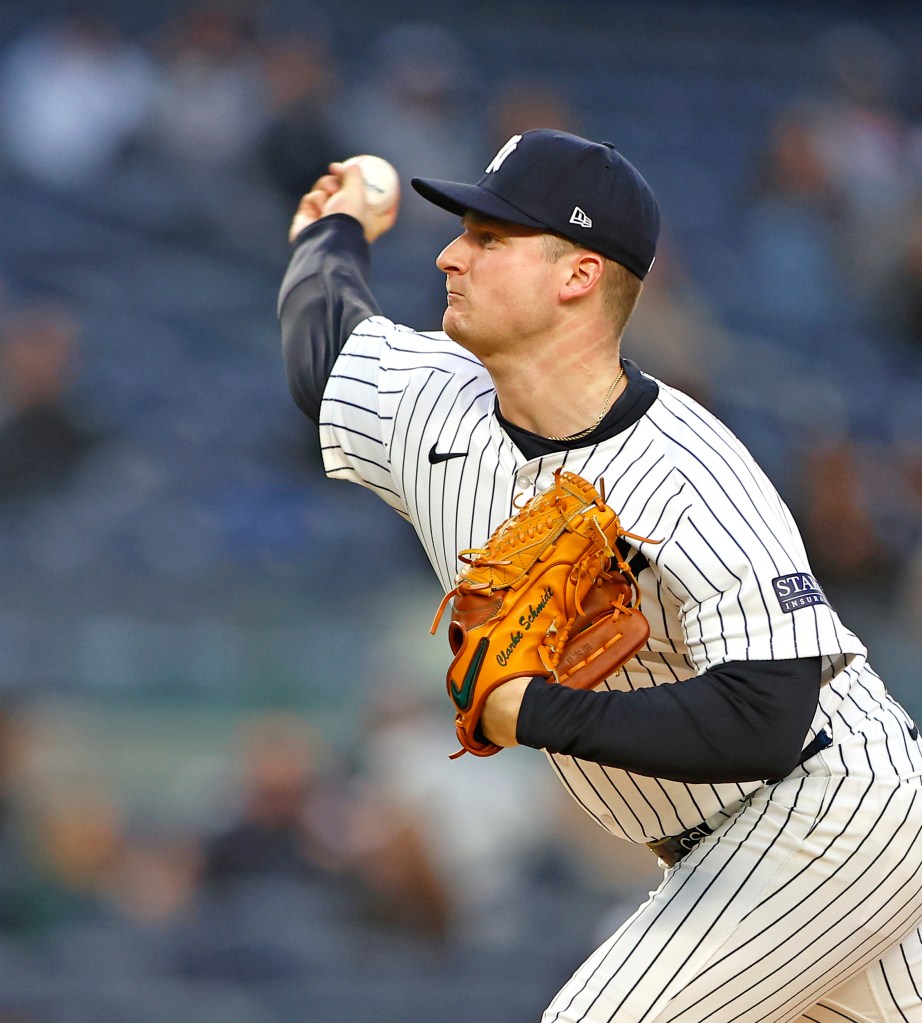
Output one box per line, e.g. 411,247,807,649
772,573,827,613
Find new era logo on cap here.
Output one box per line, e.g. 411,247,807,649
410,129,660,280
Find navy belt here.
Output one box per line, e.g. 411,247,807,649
647,729,833,866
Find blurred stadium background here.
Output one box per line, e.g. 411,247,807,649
0,0,921,1020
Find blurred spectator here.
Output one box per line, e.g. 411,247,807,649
0,305,100,502
200,711,451,939
876,198,922,350
257,30,344,205
0,15,158,188
738,22,914,327
794,440,896,600
808,21,913,299
0,703,198,951
201,713,346,888
332,21,487,323
902,460,922,628
739,102,852,329
621,233,733,409
27,775,124,922
355,680,559,945
488,77,579,148
104,826,201,926
345,779,452,939
0,699,47,936
885,408,922,629
334,21,485,214
140,4,268,180
4,707,130,934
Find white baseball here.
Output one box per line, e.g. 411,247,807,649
342,154,400,214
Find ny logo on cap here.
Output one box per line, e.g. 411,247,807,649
569,207,592,228
485,134,522,173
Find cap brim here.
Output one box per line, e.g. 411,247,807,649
410,177,547,229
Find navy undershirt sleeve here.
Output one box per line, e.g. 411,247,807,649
278,214,380,422
516,656,821,783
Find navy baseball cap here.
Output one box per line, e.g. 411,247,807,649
411,129,660,280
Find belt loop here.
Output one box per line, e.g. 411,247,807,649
768,728,833,784
798,728,832,766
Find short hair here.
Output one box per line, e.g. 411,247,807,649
541,233,643,338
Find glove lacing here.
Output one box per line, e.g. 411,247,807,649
431,470,656,636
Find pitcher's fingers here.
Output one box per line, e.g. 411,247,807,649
315,172,345,197
288,190,326,242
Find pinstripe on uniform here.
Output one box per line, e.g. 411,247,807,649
318,314,922,1022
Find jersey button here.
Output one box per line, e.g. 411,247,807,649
515,475,532,488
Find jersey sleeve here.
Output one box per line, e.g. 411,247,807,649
317,313,488,520
316,317,415,516
643,404,865,677
278,215,381,422
279,213,493,524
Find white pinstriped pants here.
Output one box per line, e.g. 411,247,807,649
542,709,922,1022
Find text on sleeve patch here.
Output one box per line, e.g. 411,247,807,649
772,573,827,613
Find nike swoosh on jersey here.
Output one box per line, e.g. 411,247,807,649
449,638,489,710
428,444,467,464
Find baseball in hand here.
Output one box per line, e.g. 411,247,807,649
342,154,400,214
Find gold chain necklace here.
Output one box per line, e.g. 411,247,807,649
547,364,625,442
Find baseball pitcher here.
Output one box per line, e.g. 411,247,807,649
279,130,922,1022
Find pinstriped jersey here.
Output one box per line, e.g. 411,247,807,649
320,313,882,844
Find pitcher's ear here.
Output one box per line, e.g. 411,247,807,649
560,251,605,303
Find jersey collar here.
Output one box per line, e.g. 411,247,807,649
494,359,659,461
